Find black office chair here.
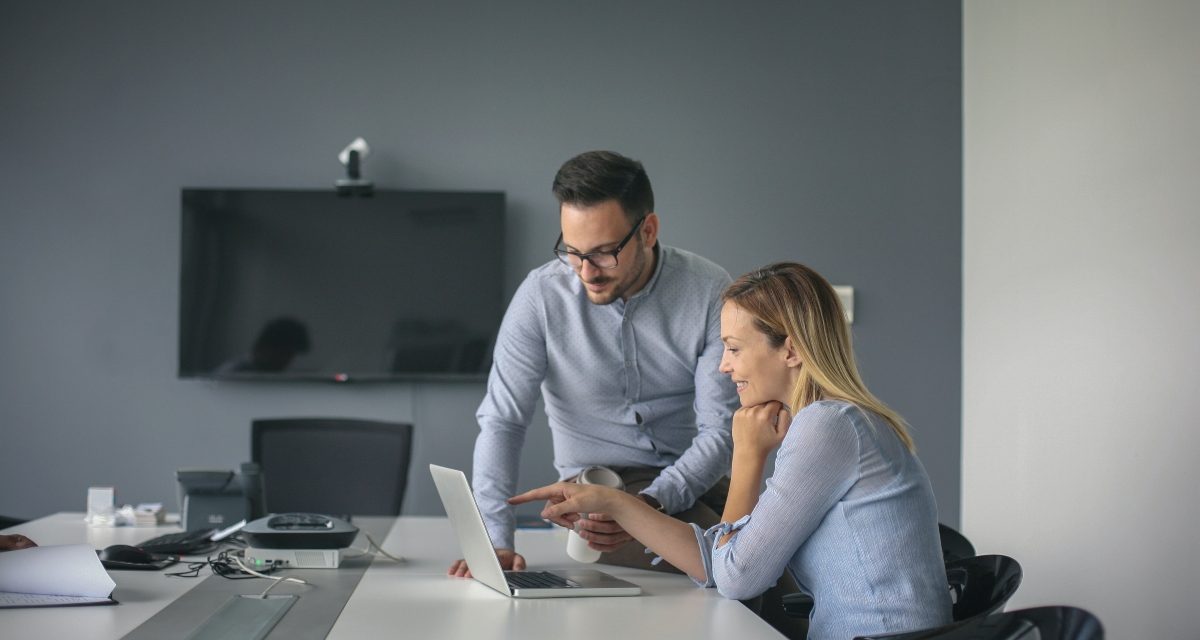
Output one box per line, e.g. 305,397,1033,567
898,606,1104,640
855,554,1025,640
251,418,414,517
939,523,976,564
945,555,1023,621
782,524,981,621
780,592,816,619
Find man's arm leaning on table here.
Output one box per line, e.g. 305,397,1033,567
450,276,548,577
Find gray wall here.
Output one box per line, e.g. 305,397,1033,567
0,2,961,525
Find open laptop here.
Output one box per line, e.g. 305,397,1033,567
429,464,641,598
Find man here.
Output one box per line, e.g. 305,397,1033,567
450,150,738,576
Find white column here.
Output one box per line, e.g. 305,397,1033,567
963,2,1200,638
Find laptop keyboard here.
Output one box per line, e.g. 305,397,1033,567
505,571,578,589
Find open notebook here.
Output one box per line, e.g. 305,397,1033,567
0,544,117,608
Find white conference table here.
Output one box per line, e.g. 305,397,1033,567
2,513,784,639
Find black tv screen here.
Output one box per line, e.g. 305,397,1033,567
179,189,505,381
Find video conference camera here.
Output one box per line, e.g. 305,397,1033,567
336,137,374,197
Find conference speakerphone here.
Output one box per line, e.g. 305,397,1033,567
241,513,359,549
244,547,343,569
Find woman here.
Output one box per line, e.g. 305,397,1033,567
510,262,951,639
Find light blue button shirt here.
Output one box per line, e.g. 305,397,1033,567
473,244,738,549
691,400,953,640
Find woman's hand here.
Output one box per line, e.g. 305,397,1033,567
719,402,792,548
508,482,631,529
732,401,792,460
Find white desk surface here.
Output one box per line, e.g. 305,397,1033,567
2,513,211,640
2,513,784,639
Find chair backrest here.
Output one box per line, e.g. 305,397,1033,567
939,523,977,564
946,555,1023,622
921,606,1104,640
251,418,413,517
854,555,1026,640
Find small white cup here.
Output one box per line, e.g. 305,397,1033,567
86,486,116,527
566,466,624,563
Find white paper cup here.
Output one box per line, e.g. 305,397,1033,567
565,466,624,563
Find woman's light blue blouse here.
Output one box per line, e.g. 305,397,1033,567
690,400,952,640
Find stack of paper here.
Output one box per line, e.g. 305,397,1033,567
0,544,117,608
109,503,165,527
133,503,165,526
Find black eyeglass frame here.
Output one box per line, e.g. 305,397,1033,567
553,216,646,270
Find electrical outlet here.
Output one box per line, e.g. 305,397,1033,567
833,286,854,324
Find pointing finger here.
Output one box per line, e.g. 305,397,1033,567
509,484,566,505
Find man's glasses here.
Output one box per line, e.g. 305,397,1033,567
553,216,645,270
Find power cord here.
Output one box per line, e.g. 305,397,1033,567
166,549,309,598
365,532,406,563
231,556,308,598
341,532,405,563
166,549,260,579
165,532,398,598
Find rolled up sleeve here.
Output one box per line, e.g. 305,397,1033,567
687,514,753,588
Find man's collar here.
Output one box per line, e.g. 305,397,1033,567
626,242,664,302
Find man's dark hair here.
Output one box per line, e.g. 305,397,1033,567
552,151,655,223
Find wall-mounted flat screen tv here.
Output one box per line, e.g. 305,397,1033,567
179,189,505,381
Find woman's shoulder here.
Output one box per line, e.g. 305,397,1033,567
789,400,887,441
787,400,864,441
775,401,864,470
793,399,860,423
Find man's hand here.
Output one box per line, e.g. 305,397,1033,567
0,534,37,552
732,401,792,460
572,512,633,552
448,548,525,578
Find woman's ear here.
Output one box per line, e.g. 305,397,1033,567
782,336,803,368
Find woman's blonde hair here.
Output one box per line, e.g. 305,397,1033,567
722,262,915,452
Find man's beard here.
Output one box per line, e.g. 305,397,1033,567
583,243,645,305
